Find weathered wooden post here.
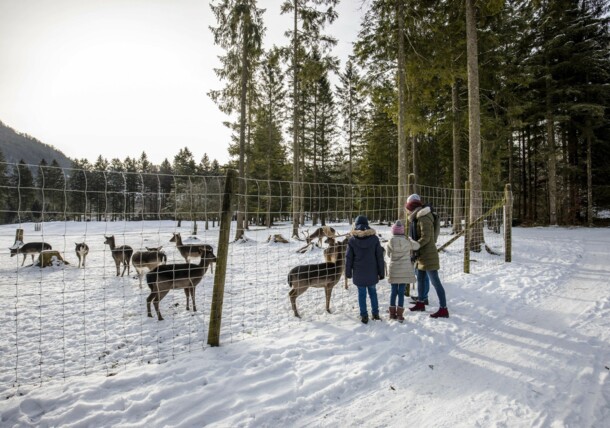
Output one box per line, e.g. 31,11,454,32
14,229,24,245
504,183,512,263
207,169,236,347
464,181,470,274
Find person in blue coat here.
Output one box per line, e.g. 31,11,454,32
345,215,385,324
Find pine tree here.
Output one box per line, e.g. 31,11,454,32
280,0,338,236
210,0,265,240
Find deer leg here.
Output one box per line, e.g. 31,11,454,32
146,292,155,317
21,255,26,266
289,284,308,318
184,289,191,310
325,285,333,313
154,290,170,321
120,261,128,277
191,287,197,312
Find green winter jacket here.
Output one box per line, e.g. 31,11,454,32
409,206,440,271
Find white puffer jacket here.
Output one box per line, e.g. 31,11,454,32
386,235,420,284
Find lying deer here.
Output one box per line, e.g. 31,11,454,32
169,232,209,263
146,245,217,321
132,247,167,287
288,237,348,318
75,242,89,268
103,235,134,277
10,242,52,266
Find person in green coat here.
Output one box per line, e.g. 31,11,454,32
406,194,449,318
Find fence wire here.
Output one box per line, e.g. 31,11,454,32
0,162,509,396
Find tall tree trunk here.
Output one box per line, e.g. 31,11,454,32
465,0,484,250
396,0,408,220
545,70,558,226
234,24,249,241
291,0,301,238
586,121,593,227
451,79,462,234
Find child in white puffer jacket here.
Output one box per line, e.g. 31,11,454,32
386,220,420,322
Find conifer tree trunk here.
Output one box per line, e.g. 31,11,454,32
545,67,558,226
291,0,301,238
452,79,463,234
465,0,484,250
396,0,408,219
235,22,249,241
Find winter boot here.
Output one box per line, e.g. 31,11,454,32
361,315,369,324
430,307,449,318
409,301,426,312
388,306,397,320
410,296,429,305
397,306,405,323
372,313,381,321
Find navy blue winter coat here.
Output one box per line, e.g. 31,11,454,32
345,228,385,287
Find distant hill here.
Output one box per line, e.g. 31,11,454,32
0,120,73,168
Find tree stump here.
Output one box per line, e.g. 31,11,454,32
35,250,69,267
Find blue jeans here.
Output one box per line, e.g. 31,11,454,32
357,285,379,317
416,268,430,299
390,284,406,307
417,269,446,308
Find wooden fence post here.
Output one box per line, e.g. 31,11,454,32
463,181,470,274
14,229,24,245
207,169,236,347
504,183,512,263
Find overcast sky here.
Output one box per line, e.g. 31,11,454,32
0,0,363,166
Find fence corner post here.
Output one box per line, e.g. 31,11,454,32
207,169,236,347
504,183,512,263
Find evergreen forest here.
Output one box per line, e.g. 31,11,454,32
0,0,608,227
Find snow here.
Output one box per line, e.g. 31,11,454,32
0,223,609,427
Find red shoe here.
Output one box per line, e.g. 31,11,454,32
430,307,449,318
409,302,426,312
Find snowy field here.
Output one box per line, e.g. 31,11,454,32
0,223,608,427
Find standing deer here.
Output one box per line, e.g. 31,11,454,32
169,232,209,263
146,245,217,321
75,242,89,268
132,247,167,287
288,237,348,318
103,235,133,277
10,242,52,266
306,225,337,247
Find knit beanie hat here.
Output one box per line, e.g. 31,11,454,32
391,220,405,235
354,215,370,231
405,194,422,213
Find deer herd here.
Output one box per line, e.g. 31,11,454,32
8,225,351,321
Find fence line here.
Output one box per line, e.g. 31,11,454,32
0,162,510,396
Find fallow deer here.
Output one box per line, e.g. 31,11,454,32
146,245,217,321
132,247,167,287
103,235,134,277
75,242,89,268
10,242,52,266
288,237,348,318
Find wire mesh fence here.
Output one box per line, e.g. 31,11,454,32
0,162,510,396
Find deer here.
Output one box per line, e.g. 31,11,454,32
103,235,134,277
131,247,167,287
306,225,337,247
288,237,348,318
146,245,217,321
169,232,210,264
10,242,52,266
75,242,89,268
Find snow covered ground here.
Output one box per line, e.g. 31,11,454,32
0,224,608,427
